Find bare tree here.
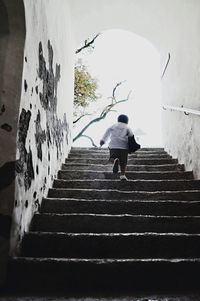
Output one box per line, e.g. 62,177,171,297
75,33,101,54
73,113,93,125
73,81,132,145
80,135,98,147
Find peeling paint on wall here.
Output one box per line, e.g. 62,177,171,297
35,110,46,161
0,104,5,115
35,86,38,94
25,147,35,190
0,0,73,284
18,108,31,145
36,165,39,175
0,161,16,192
17,108,35,190
12,38,72,255
38,40,69,159
0,123,12,132
24,79,28,92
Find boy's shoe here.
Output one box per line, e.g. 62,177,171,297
120,175,128,181
113,158,119,174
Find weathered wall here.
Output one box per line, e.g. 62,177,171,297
160,1,200,178
0,0,74,285
69,0,200,178
0,0,26,286
10,0,74,255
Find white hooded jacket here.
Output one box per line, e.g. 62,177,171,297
101,122,133,149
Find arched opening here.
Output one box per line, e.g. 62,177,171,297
73,29,162,147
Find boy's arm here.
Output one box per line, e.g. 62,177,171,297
100,127,111,146
127,126,134,137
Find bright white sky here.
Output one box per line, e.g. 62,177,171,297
73,29,163,147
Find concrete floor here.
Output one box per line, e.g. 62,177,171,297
0,296,200,301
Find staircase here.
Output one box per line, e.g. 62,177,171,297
7,147,200,294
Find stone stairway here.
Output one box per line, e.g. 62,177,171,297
7,147,200,294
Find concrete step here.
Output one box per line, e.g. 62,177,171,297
53,179,200,192
31,214,200,233
48,188,200,200
7,146,200,295
62,163,185,172
65,158,178,165
22,232,200,259
7,257,200,292
71,147,165,152
70,151,169,157
69,153,171,159
58,170,193,180
41,198,200,216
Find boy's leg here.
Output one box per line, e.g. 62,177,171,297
119,150,128,180
113,158,119,174
119,163,128,180
119,162,127,175
109,157,119,174
109,149,119,174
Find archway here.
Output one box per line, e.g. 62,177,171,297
73,29,162,147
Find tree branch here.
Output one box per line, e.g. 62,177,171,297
76,33,101,54
100,90,132,118
73,113,92,124
73,115,106,142
112,80,126,103
73,82,132,142
80,135,98,147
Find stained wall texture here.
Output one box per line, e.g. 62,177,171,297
10,0,74,256
0,0,26,286
160,2,200,179
0,0,74,286
69,0,200,178
0,0,25,218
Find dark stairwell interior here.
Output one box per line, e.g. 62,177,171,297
4,147,200,296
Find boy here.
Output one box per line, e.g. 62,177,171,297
100,114,133,181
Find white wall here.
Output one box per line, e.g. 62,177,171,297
10,0,74,254
69,0,200,178
161,1,200,178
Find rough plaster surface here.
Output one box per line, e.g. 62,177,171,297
160,1,200,179
69,0,200,178
10,0,74,255
0,296,199,301
0,0,25,214
0,0,74,285
0,0,26,286
0,0,25,172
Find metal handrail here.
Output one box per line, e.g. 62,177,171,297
163,104,200,116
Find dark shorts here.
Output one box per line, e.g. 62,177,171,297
109,148,129,164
